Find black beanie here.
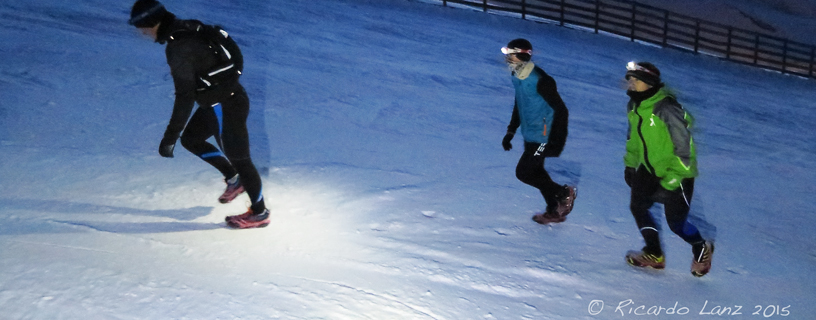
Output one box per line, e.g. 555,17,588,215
129,0,168,28
506,38,533,62
625,61,662,87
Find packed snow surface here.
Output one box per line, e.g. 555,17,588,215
1,0,815,318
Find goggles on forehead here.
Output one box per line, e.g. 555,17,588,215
626,61,657,76
501,47,532,55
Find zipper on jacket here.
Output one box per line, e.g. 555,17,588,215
542,117,547,137
634,103,655,173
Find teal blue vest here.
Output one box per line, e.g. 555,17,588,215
512,70,553,144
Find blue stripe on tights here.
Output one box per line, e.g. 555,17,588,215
200,151,223,159
213,103,224,135
253,187,263,204
682,221,700,237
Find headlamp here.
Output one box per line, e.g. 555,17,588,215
501,47,532,55
626,61,657,76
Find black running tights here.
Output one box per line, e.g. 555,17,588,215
516,142,563,210
179,87,265,213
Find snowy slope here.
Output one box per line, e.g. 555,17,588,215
0,0,815,319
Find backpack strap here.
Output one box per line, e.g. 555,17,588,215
169,20,243,91
166,20,201,42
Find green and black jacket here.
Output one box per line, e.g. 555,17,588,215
624,86,697,191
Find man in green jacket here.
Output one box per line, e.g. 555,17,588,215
622,61,714,277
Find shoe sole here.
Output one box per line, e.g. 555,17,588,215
532,214,566,224
691,269,709,277
225,215,249,222
691,261,712,277
226,220,270,229
218,188,246,204
626,254,666,269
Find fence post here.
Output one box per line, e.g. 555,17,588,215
630,2,636,41
594,0,600,34
662,10,669,47
694,20,700,53
754,35,760,64
442,0,446,6
781,39,789,73
522,0,527,20
726,28,732,59
483,0,487,12
560,0,565,26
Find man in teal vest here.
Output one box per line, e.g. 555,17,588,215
622,61,714,277
501,39,576,224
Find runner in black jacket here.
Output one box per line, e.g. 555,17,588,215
129,0,269,228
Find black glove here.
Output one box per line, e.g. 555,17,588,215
502,132,514,151
158,136,176,158
624,167,636,187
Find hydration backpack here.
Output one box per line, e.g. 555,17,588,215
174,20,244,90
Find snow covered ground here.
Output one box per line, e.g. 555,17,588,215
1,0,815,318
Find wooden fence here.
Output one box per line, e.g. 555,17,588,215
435,0,816,79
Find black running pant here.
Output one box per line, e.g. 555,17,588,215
516,142,563,211
179,86,265,213
629,165,702,254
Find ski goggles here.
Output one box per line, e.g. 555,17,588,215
501,47,532,55
626,61,657,76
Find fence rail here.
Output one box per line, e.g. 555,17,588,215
436,0,815,79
